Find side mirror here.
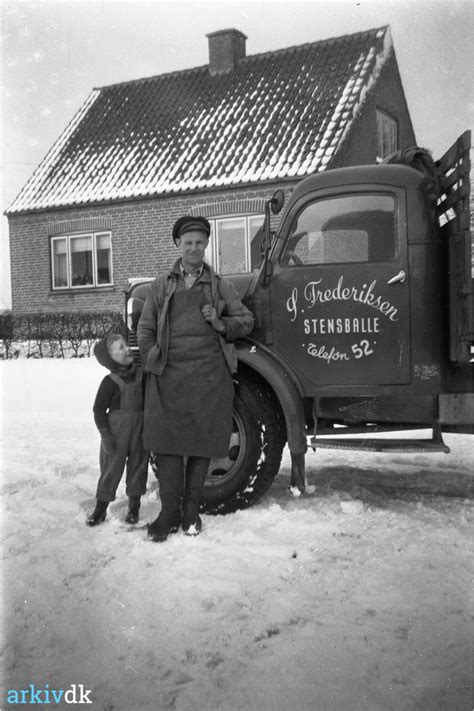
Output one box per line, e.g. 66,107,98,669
271,189,285,215
259,190,285,286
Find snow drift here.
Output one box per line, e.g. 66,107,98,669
1,359,473,710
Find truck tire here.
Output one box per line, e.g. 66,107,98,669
200,376,286,514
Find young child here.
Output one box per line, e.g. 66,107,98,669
86,333,149,526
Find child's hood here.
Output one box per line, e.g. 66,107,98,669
93,338,121,372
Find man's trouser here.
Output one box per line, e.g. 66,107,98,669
157,454,209,525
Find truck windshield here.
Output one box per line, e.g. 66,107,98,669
281,193,397,265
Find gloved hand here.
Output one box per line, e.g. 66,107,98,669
100,431,116,456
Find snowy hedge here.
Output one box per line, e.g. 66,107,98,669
0,310,125,359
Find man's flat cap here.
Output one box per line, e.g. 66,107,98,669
172,216,211,244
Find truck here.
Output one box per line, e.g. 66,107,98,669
125,130,473,514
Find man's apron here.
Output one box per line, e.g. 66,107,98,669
143,284,234,458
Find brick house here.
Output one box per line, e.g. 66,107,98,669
6,25,415,314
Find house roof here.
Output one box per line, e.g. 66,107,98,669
7,25,392,214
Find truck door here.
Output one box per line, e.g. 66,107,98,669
269,187,410,389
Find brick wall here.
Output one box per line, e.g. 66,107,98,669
8,183,299,314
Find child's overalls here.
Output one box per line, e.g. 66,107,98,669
96,370,149,502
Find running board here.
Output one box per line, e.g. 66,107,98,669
310,431,450,454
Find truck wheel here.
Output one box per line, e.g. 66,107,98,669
200,376,286,514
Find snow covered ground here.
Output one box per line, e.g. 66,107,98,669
1,358,473,711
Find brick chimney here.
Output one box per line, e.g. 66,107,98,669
206,28,247,75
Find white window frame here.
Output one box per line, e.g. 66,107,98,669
376,109,398,161
205,214,263,274
51,231,113,289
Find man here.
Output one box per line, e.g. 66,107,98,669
137,216,254,542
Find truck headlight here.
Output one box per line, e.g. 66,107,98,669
126,297,143,332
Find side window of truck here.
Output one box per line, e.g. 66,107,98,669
281,193,397,266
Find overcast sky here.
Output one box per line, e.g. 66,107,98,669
1,0,473,308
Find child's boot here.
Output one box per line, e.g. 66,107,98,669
125,496,141,524
86,499,108,526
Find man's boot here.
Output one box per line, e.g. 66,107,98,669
125,496,141,524
148,454,183,542
86,499,108,526
147,510,181,542
182,457,209,536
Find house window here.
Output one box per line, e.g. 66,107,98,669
376,109,398,160
206,215,263,274
281,193,397,266
51,231,112,289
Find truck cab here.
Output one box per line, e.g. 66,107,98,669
262,165,435,391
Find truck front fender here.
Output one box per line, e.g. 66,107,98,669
236,341,307,455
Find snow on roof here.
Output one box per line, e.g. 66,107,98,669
7,26,392,214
